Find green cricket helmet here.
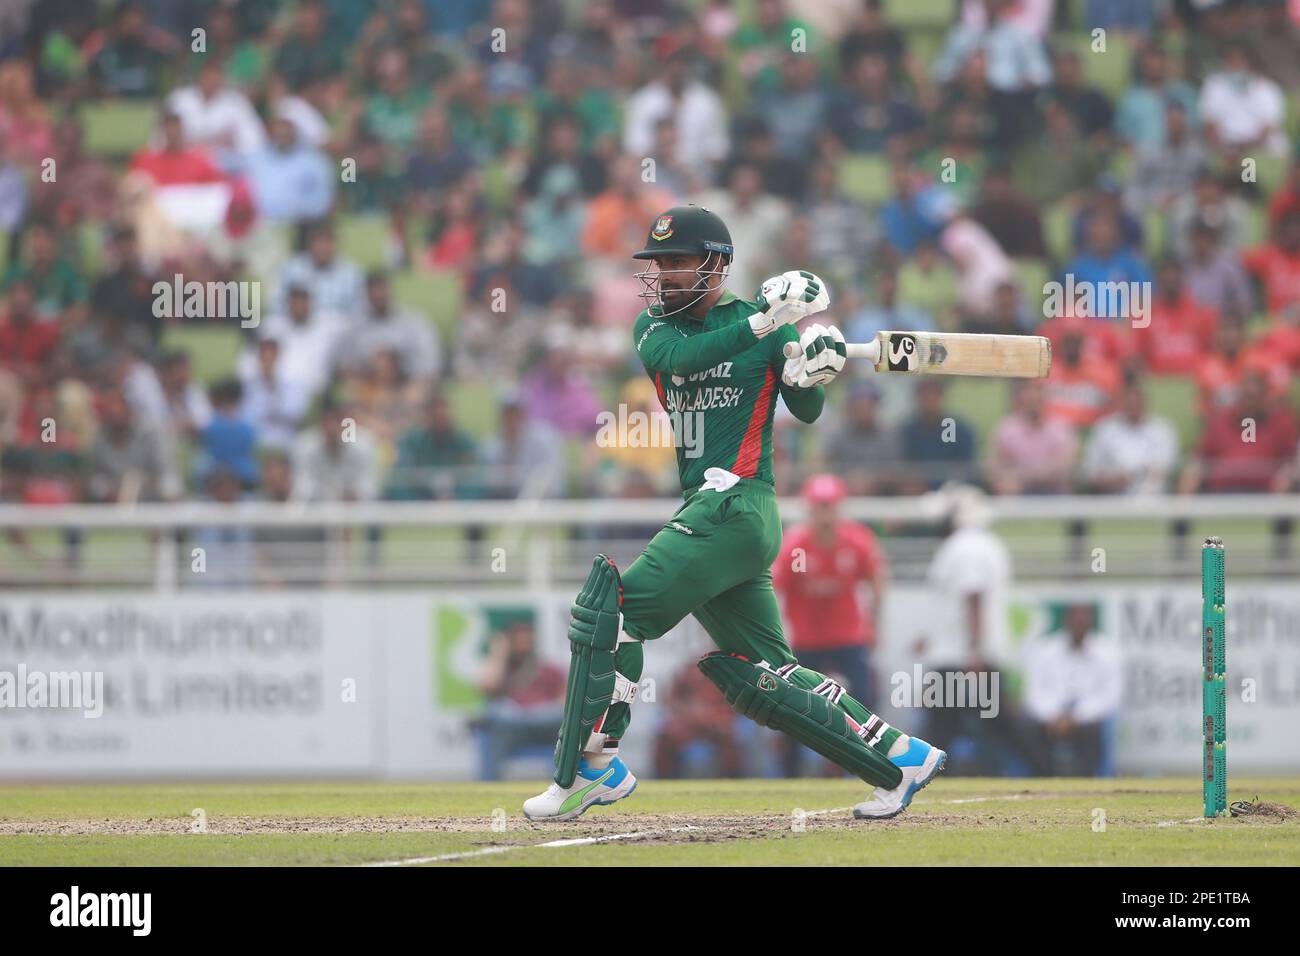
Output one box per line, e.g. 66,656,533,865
632,204,734,317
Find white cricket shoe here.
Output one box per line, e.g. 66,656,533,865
853,735,947,820
522,756,638,822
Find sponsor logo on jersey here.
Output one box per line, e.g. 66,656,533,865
636,321,664,351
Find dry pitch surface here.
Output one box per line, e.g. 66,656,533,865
0,777,1297,866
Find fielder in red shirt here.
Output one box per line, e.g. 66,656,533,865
773,473,888,775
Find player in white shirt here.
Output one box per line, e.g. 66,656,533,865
916,484,1013,773
920,484,1012,670
1022,603,1122,776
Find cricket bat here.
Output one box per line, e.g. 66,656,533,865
783,330,1051,378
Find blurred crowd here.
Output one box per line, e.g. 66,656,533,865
2,0,1300,510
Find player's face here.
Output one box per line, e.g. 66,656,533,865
810,501,838,529
652,253,709,309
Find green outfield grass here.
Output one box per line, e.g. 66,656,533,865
1,777,1296,866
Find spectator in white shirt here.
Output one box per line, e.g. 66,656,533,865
157,349,211,442
1083,379,1179,494
274,220,366,318
291,400,379,502
166,58,266,157
934,0,1052,93
623,45,729,188
1023,603,1121,776
240,337,311,451
1198,40,1289,158
272,93,330,151
238,284,346,402
336,271,441,386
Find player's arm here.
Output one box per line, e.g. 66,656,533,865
635,271,828,376
635,312,762,377
778,365,825,424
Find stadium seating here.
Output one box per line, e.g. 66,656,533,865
1145,376,1200,452
883,0,955,30
80,100,156,158
1075,32,1135,101
161,324,244,385
1013,257,1051,312
839,153,892,207
394,269,461,343
338,213,393,271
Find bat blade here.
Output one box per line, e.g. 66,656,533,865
864,331,1051,378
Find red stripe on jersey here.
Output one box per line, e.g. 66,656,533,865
654,371,667,411
732,366,775,478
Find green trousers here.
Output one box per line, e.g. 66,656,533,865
602,480,900,757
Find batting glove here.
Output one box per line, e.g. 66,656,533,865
783,323,847,388
749,270,830,338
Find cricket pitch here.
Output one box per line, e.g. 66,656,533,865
1,777,1297,866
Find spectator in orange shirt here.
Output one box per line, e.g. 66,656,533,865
1241,212,1300,316
1179,368,1298,493
0,278,59,387
773,473,888,776
1138,258,1219,375
1252,302,1300,371
128,112,227,188
1193,312,1290,413
0,61,53,167
580,154,674,261
1043,320,1122,427
1038,307,1133,366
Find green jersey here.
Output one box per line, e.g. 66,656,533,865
632,290,825,492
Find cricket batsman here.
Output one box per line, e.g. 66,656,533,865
524,204,945,822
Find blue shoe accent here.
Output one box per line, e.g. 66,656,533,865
578,756,629,789
890,736,934,769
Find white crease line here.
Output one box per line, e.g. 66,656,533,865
359,824,702,866
362,804,858,866
926,794,1034,805
1155,817,1209,827
361,795,1026,864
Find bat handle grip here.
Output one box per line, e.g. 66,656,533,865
844,341,880,361
783,339,881,362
